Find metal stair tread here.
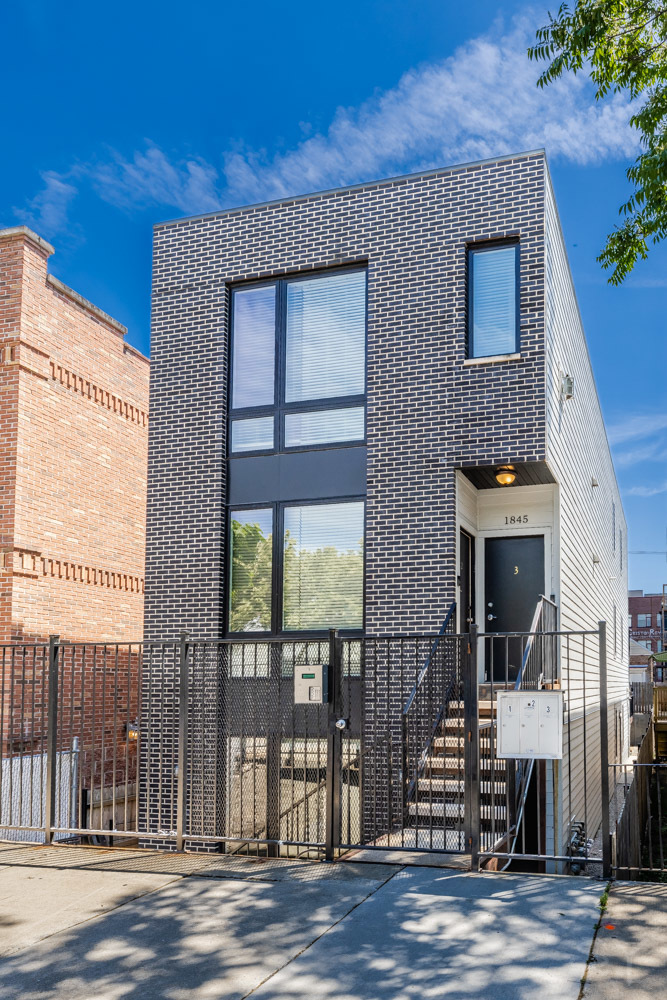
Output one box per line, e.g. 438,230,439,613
408,801,507,819
417,778,506,796
416,777,507,794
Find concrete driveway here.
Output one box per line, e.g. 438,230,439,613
0,844,613,999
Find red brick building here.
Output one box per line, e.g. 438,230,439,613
0,226,149,644
628,589,665,660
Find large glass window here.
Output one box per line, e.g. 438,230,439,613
283,502,364,630
638,614,652,628
229,269,366,454
229,509,273,632
227,501,364,633
468,244,518,358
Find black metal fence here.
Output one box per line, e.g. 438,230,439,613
611,703,667,880
0,622,625,877
476,618,609,874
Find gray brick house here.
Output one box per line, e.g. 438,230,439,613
143,150,628,861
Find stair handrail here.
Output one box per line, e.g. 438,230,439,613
401,601,456,819
514,595,558,692
402,601,456,715
502,595,558,869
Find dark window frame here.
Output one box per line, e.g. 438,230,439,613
466,239,520,360
228,266,368,456
226,495,366,638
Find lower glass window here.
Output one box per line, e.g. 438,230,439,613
228,501,364,633
229,509,273,632
283,502,364,630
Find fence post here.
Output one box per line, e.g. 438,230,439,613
464,625,480,870
44,635,60,845
266,642,281,857
325,629,341,861
598,621,612,879
176,631,190,852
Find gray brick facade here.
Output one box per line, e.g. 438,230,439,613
146,150,546,640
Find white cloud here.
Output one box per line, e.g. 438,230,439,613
615,441,667,469
608,414,667,446
14,171,78,237
222,21,637,206
18,18,639,233
91,145,222,215
625,482,667,497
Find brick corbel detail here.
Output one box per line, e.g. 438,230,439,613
0,340,50,381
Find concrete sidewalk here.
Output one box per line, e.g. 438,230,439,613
0,844,629,999
583,880,667,1000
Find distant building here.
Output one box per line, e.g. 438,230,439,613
0,226,149,643
628,589,665,657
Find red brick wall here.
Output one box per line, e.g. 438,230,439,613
0,228,149,828
629,592,664,656
0,227,149,644
0,236,22,644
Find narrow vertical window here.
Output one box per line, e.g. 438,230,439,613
468,244,518,358
283,502,364,630
231,285,276,409
229,509,273,632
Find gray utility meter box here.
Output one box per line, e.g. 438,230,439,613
294,664,328,705
497,691,563,760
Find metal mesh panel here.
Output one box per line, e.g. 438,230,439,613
185,639,330,852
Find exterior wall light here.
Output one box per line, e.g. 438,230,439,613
126,721,139,742
561,374,575,400
495,465,516,486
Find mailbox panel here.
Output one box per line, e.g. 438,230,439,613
294,664,328,705
497,691,563,759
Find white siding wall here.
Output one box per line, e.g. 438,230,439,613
544,172,629,849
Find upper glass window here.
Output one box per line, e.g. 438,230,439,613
638,614,652,628
229,270,366,454
231,285,276,408
286,271,366,402
468,244,518,358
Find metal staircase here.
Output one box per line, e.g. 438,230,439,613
402,596,559,861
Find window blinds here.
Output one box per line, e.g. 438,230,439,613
229,509,273,632
471,246,517,358
286,271,365,402
232,285,276,408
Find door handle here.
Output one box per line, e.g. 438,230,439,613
487,614,497,621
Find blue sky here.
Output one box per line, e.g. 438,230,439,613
4,1,666,592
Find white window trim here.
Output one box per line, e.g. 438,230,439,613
463,353,521,366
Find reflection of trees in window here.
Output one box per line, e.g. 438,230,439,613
283,531,363,631
230,517,272,631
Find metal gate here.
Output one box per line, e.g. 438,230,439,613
0,631,477,857
0,623,621,874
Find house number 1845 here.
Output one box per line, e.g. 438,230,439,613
505,515,528,525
